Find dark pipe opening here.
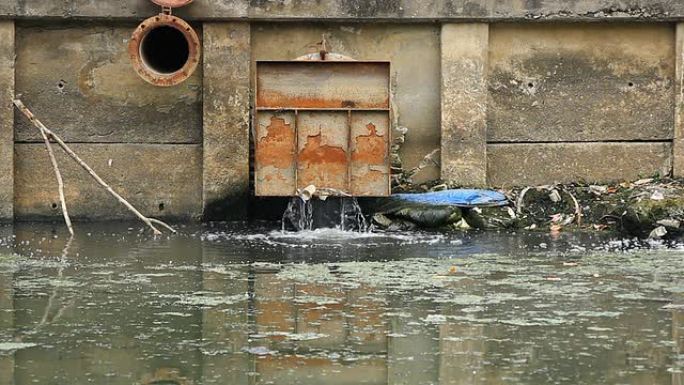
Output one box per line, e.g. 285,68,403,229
140,26,190,74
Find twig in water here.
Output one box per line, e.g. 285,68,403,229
36,117,73,236
13,99,175,235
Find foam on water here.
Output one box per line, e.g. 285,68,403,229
202,227,450,248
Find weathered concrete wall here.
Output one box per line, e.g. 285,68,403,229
251,23,441,183
488,24,674,142
202,22,251,220
13,23,203,219
15,144,202,219
440,23,488,187
488,142,672,186
1,0,684,21
3,15,684,219
14,24,202,143
0,21,13,221
675,23,684,176
483,23,675,186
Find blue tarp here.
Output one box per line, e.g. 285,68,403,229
393,189,508,208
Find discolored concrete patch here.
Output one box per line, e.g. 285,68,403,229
14,23,202,144
487,142,672,186
14,143,202,219
0,21,13,221
488,24,675,143
440,23,488,187
202,22,251,220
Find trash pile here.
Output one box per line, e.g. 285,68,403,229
372,177,684,239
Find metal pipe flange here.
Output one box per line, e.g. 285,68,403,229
128,13,200,87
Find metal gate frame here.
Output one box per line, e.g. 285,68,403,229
253,60,392,197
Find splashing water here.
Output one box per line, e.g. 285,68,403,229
282,197,368,232
282,197,313,231
340,197,368,232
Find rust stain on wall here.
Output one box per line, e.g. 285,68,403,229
255,113,296,196
352,123,386,165
297,133,348,190
257,91,389,109
255,61,390,196
298,133,347,165
256,116,295,169
256,61,391,110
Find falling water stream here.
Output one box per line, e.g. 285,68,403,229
282,197,368,232
282,197,314,231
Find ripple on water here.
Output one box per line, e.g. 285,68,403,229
201,228,451,248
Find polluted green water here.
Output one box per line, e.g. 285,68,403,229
0,222,683,385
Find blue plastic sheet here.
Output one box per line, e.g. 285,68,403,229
393,189,508,208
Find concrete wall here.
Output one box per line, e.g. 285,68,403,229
2,0,684,21
1,2,684,220
485,23,675,185
13,23,203,220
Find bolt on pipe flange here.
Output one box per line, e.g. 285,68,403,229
150,0,194,7
128,13,200,87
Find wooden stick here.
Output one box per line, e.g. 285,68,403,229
14,99,175,235
36,116,74,236
149,218,177,234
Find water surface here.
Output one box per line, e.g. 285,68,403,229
0,222,682,384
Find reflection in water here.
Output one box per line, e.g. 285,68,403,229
0,222,682,384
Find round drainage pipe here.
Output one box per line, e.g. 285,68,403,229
128,13,200,87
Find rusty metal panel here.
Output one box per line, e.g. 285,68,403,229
350,112,390,196
256,62,390,109
255,112,296,196
296,111,349,191
254,60,391,197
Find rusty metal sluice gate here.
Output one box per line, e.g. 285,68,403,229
254,61,392,197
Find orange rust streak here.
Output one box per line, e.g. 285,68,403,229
297,133,348,189
298,134,347,165
352,123,386,165
256,116,295,169
257,91,389,109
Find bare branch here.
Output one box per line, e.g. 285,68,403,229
13,99,176,235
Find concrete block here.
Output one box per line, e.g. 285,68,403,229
248,0,684,21
14,143,202,219
182,0,247,19
251,23,440,183
440,23,488,186
675,23,684,176
1,0,684,20
14,24,202,144
488,24,675,142
487,142,672,186
202,22,251,220
8,0,245,19
0,22,13,221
